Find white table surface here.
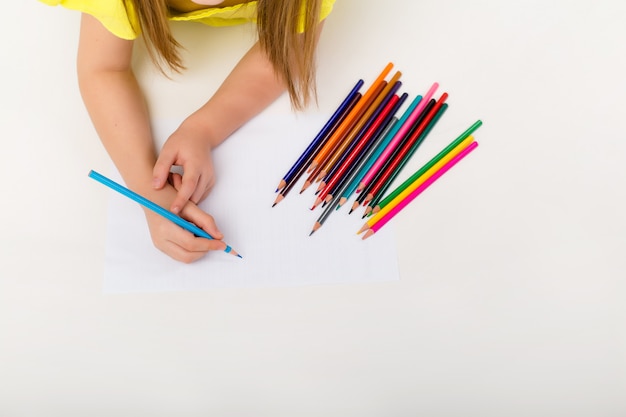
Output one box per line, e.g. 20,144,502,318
2,1,625,415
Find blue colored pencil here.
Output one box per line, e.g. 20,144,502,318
88,170,241,258
275,79,364,192
272,91,362,207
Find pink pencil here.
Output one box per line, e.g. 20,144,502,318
361,141,479,239
356,82,439,192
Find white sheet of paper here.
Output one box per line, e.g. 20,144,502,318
102,113,400,293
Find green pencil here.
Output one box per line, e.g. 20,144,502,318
366,103,449,215
372,119,483,214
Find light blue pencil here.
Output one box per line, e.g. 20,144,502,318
341,94,423,210
88,170,241,258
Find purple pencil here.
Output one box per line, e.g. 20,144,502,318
356,82,439,193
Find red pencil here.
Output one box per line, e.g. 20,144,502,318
311,94,402,209
362,92,449,207
300,80,388,193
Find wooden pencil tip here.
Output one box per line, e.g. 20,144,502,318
275,180,286,192
272,193,284,207
362,230,374,240
357,224,369,234
299,181,311,194
310,222,322,236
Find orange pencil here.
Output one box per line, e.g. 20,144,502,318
307,62,393,173
300,80,388,193
319,71,402,184
316,70,403,186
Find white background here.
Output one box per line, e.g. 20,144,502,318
1,1,625,415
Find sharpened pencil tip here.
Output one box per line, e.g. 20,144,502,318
349,209,354,214
237,254,243,258
272,202,276,207
309,230,315,236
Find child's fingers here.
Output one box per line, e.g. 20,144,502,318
158,238,210,264
182,204,224,240
153,148,177,189
170,167,200,213
169,172,183,191
168,225,226,253
189,174,214,204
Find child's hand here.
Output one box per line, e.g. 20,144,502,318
152,120,216,214
143,184,226,263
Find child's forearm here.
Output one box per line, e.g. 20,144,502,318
77,14,156,194
78,67,157,193
182,41,288,149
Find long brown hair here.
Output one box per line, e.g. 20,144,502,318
129,0,322,110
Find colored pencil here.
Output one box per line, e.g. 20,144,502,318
326,93,408,204
312,92,405,209
362,92,449,210
361,141,479,239
316,78,402,193
361,136,475,233
275,79,364,192
352,98,437,213
357,82,439,193
366,103,448,215
272,92,362,207
300,80,388,193
310,193,342,235
307,62,393,173
88,170,241,258
372,120,483,215
337,117,398,209
316,71,403,182
343,95,423,211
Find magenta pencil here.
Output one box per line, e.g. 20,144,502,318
356,82,439,192
362,141,479,239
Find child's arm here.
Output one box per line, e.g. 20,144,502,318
153,22,326,213
77,13,225,263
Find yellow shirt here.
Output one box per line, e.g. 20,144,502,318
39,0,336,40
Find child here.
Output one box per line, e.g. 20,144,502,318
39,0,335,263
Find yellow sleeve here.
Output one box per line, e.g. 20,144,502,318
38,0,140,40
320,0,335,21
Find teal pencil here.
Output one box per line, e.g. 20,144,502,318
336,118,398,209
343,94,423,213
88,170,242,258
